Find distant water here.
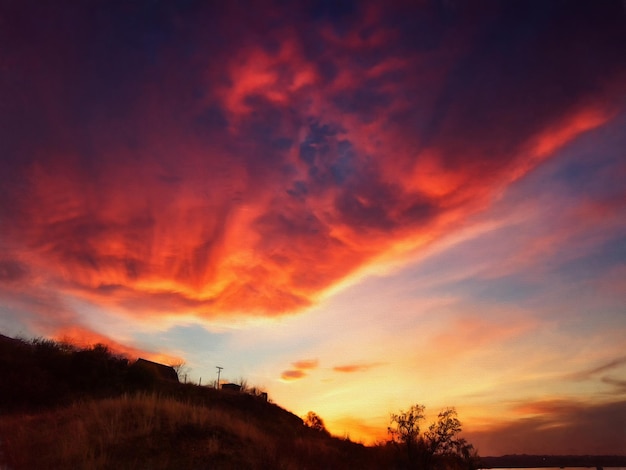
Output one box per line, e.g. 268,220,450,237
486,468,625,470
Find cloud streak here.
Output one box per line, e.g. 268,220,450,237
333,363,382,374
568,356,626,381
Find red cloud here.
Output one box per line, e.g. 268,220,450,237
0,1,624,336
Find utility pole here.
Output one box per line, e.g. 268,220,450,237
216,366,223,389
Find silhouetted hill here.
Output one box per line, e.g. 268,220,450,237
0,334,385,469
0,334,137,412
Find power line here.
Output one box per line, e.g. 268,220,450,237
215,366,223,389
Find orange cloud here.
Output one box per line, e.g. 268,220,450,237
52,325,182,365
292,359,319,370
0,0,623,337
333,363,382,373
280,370,307,381
280,358,319,381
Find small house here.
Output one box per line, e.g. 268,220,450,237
134,358,179,382
221,383,241,392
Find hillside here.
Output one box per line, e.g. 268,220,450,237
0,334,385,469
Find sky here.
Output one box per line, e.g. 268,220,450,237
1,0,625,455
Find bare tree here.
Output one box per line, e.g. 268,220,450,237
388,404,425,464
425,407,462,455
169,361,190,382
237,376,249,393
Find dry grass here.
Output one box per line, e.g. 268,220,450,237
0,392,274,469
0,392,384,469
0,335,394,468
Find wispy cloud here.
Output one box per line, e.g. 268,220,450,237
333,363,384,373
425,314,538,360
511,399,585,417
567,356,626,381
559,337,626,397
601,376,626,395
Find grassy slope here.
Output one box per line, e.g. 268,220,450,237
1,392,384,469
0,335,388,469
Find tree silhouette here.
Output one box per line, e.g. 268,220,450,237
303,411,329,435
388,404,478,469
425,407,461,454
388,404,425,463
169,361,189,380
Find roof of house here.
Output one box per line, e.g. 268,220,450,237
135,358,179,382
221,383,241,391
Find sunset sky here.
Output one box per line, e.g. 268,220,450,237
1,0,625,455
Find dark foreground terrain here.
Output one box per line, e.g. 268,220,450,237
480,454,626,468
0,333,389,469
